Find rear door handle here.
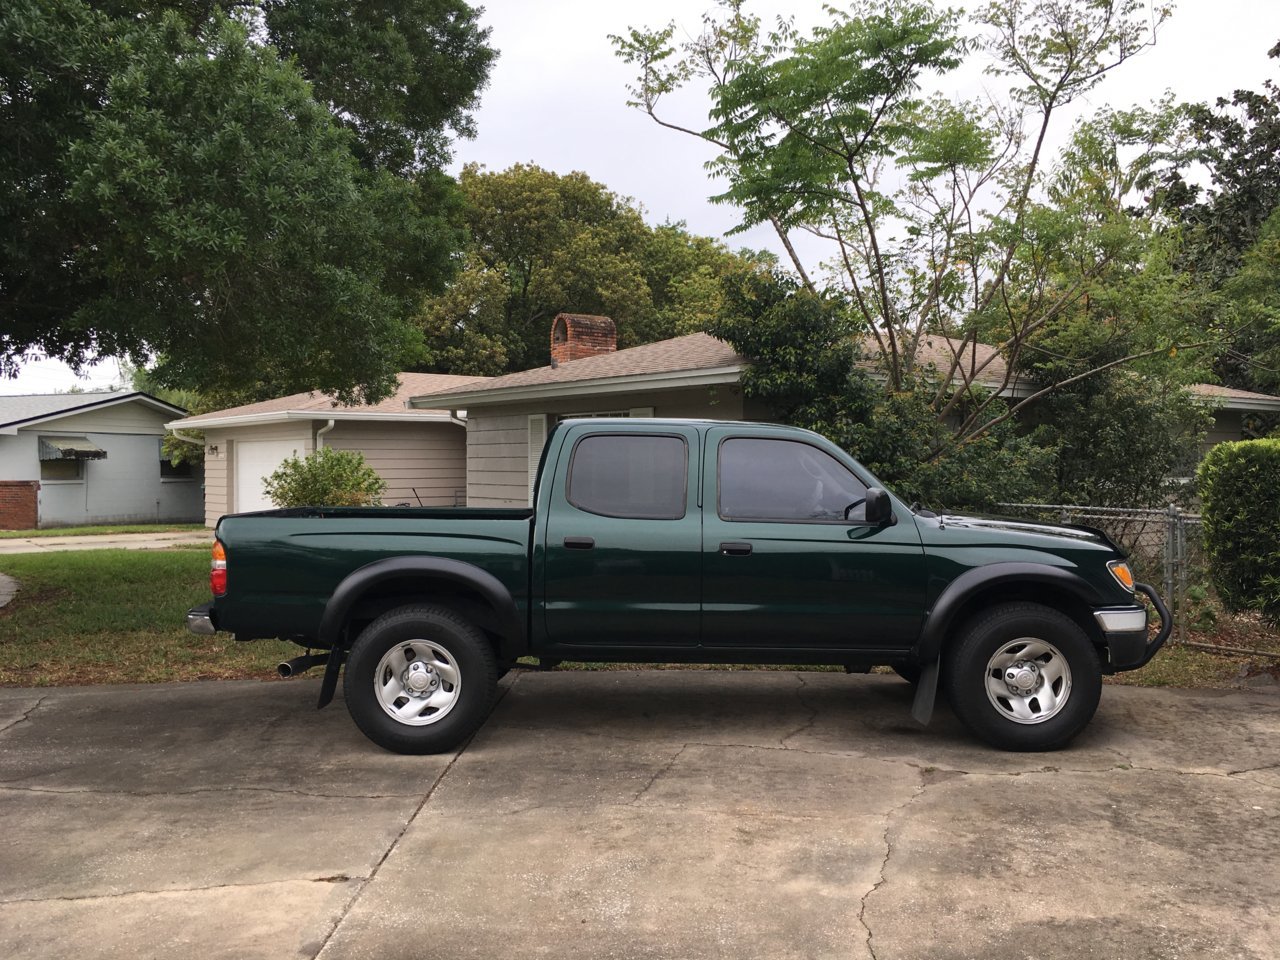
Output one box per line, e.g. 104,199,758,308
720,541,752,556
563,536,595,550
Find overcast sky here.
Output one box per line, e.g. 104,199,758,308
7,0,1279,395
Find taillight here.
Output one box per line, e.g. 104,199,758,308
211,539,227,596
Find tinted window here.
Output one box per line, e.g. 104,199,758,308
719,438,869,522
567,434,687,519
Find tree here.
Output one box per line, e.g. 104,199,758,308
613,0,1203,461
0,0,494,403
415,164,767,374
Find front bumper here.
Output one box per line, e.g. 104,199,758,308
1094,583,1171,671
186,602,217,636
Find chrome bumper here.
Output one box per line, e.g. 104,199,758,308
1095,584,1171,671
186,603,216,636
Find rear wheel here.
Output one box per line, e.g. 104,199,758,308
944,602,1101,751
343,604,497,754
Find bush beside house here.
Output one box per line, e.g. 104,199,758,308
1199,438,1280,623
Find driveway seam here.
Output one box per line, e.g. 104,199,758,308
0,784,426,801
0,695,47,737
858,772,930,960
310,675,519,959
0,876,363,905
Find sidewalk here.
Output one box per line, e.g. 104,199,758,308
0,530,212,555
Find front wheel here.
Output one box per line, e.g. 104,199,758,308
944,602,1102,751
343,604,498,754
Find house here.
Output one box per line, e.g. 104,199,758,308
405,314,1280,506
167,373,484,526
0,391,200,529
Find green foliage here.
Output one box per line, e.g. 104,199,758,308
710,271,1052,508
0,0,493,403
1198,439,1280,623
615,0,1186,462
416,164,769,374
264,448,388,508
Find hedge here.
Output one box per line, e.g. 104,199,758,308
1197,438,1280,623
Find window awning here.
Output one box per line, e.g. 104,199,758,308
39,436,107,461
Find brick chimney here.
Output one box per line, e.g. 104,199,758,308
550,313,617,365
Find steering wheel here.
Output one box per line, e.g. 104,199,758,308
843,498,866,520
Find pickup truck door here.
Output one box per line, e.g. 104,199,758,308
700,427,926,651
541,423,702,648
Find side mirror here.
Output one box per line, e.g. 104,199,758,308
864,487,892,526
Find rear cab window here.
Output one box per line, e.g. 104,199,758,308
567,433,688,520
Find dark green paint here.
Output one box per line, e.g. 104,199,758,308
210,420,1146,667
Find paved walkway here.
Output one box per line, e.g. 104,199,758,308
0,531,211,555
0,573,15,608
1,672,1276,960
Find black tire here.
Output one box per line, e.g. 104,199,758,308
343,604,498,755
943,602,1102,752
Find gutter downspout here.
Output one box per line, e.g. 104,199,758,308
315,419,336,450
449,409,467,429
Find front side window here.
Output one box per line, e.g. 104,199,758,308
719,437,868,522
567,434,687,519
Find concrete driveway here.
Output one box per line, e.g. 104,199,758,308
1,672,1277,960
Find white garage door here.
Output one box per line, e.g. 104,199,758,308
234,439,304,513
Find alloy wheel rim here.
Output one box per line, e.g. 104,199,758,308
984,637,1072,725
374,639,461,726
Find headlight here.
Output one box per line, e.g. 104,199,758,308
1107,559,1135,592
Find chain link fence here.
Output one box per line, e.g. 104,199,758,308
996,503,1203,645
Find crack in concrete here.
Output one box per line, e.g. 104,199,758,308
0,696,48,737
0,784,424,801
858,773,930,960
1228,762,1280,776
631,744,688,805
779,674,820,748
0,875,367,906
310,675,517,960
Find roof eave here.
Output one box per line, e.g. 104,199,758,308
166,410,458,430
1,392,188,433
406,364,747,409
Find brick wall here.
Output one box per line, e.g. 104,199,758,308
550,313,617,365
0,481,39,530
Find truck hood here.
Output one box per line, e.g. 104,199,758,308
933,513,1118,551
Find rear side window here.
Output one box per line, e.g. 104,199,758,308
719,437,868,522
567,434,688,520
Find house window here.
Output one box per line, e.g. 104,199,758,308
161,459,193,479
40,458,83,482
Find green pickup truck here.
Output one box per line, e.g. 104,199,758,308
188,418,1169,754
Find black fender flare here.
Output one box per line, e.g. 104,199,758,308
315,557,525,710
916,562,1104,665
318,556,524,652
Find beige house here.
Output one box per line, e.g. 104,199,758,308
167,374,483,526
406,315,1280,507
405,315,765,506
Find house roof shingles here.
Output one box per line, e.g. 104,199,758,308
172,373,486,427
0,391,186,430
407,332,745,407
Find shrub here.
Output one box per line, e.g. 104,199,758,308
1197,439,1280,623
264,447,386,508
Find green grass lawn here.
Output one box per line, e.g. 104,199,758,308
0,548,295,685
0,523,208,539
0,547,1275,687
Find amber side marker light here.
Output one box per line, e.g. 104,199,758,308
1107,559,1135,592
211,540,228,596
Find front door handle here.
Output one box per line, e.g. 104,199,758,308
563,536,595,550
720,541,752,556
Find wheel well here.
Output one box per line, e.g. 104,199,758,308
341,576,510,658
938,582,1106,662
